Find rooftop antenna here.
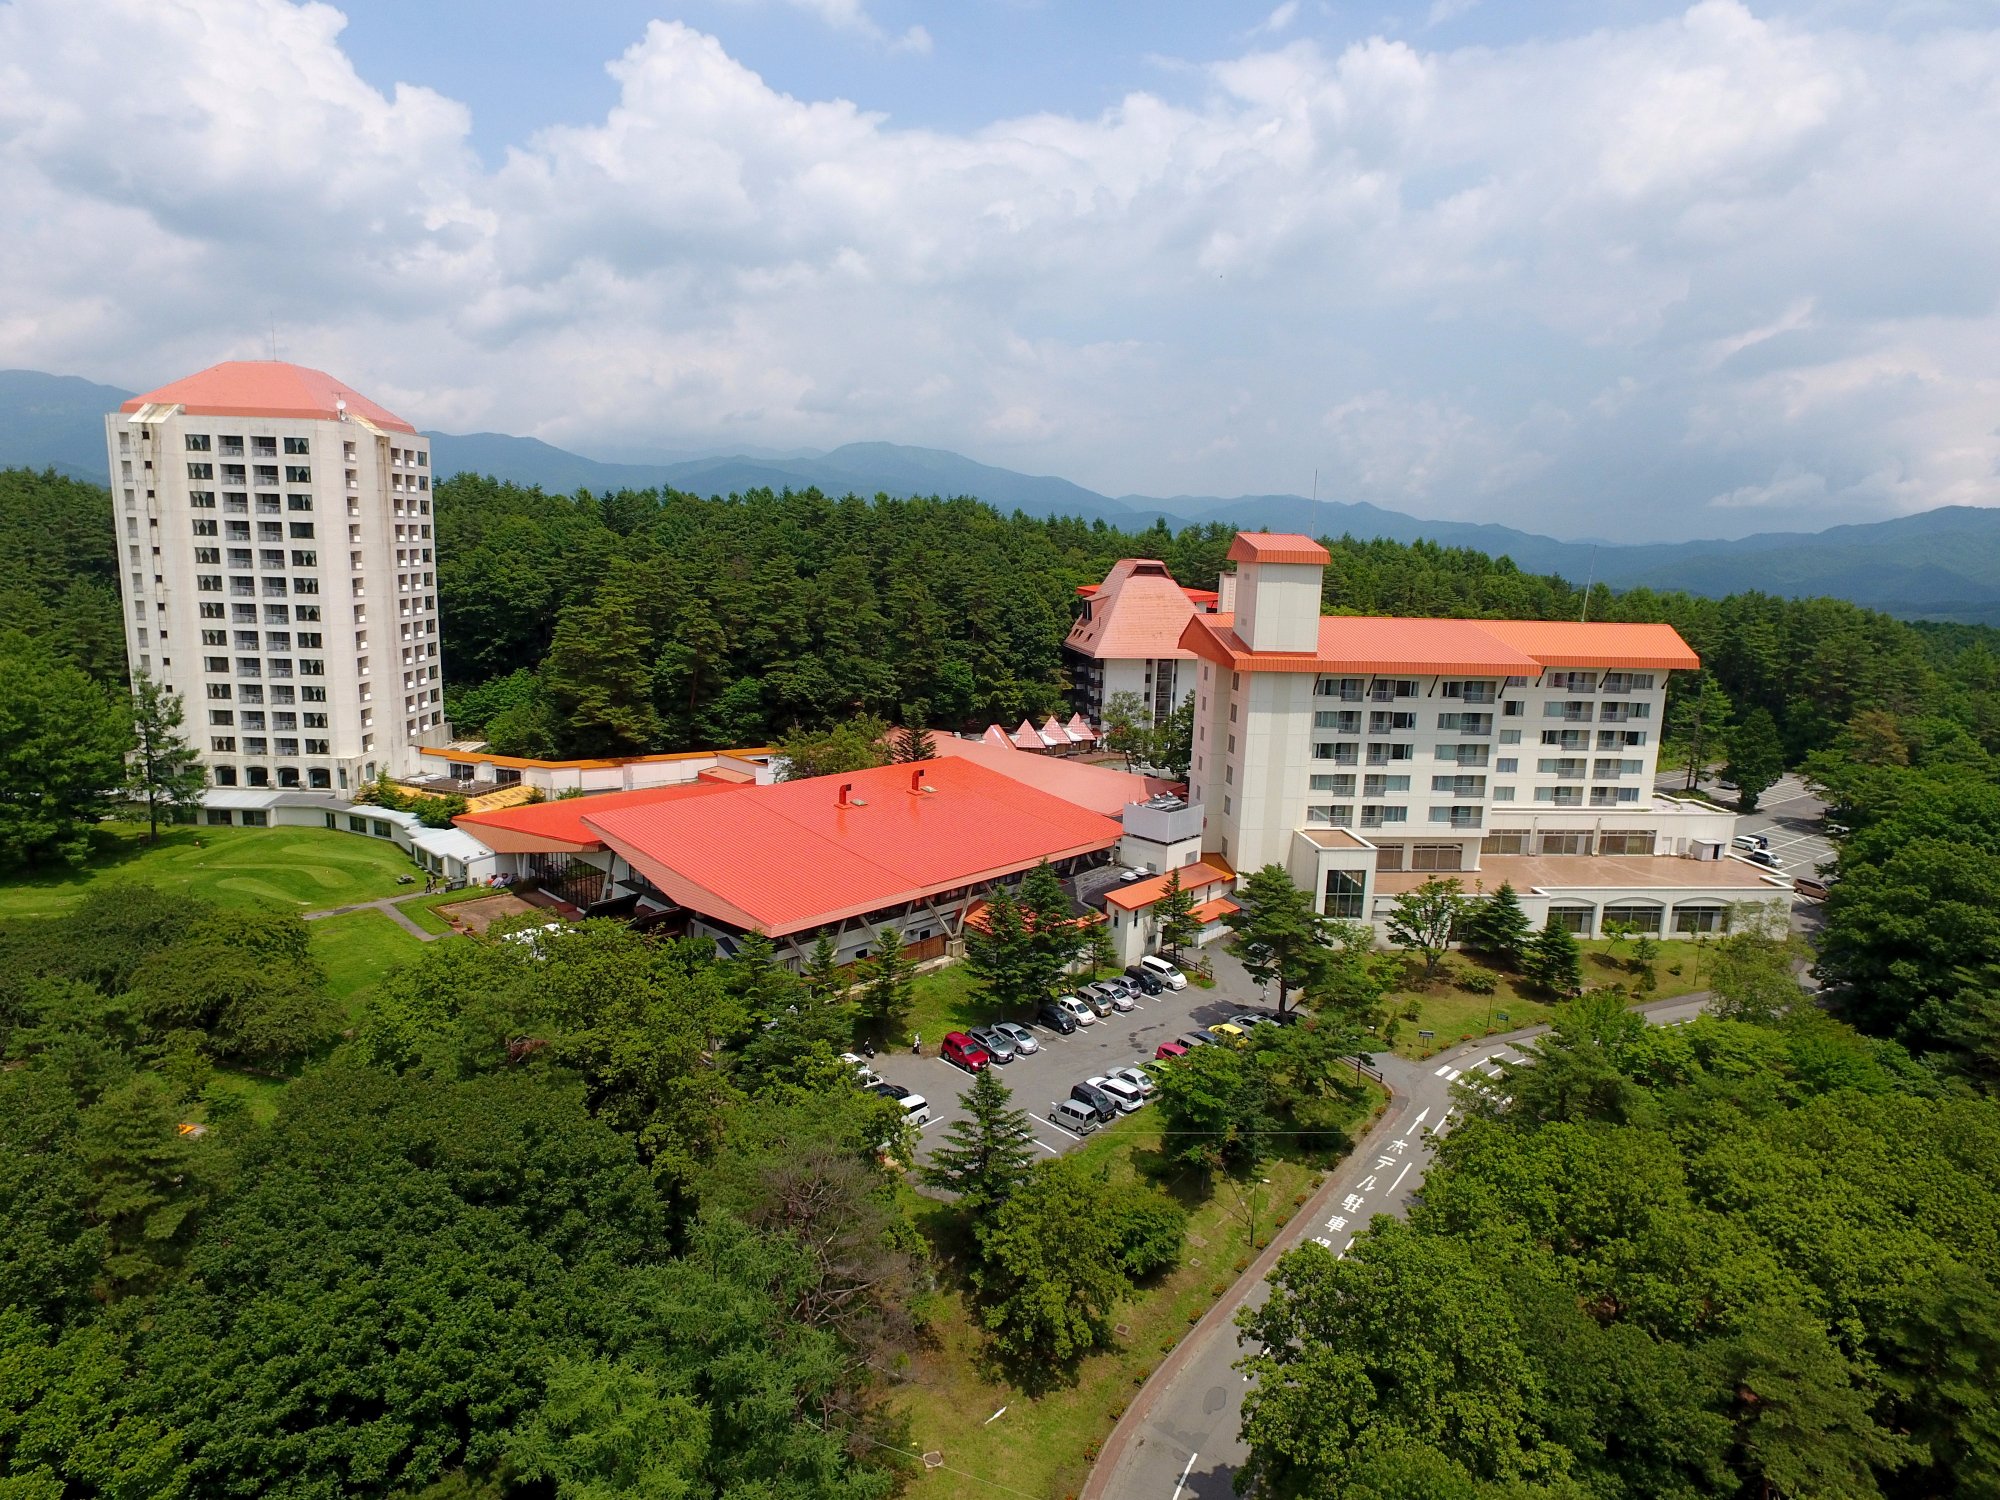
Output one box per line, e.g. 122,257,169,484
1579,546,1599,622
267,319,278,362
1309,467,1318,538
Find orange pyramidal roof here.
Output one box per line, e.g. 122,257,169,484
1227,532,1332,566
120,360,417,434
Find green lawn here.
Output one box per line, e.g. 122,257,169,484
0,824,423,918
308,908,426,1016
1386,939,1709,1058
391,887,486,936
892,1105,1353,1500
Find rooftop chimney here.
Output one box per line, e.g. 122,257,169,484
838,782,852,806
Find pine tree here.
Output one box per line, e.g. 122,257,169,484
1018,861,1087,993
1223,864,1332,1016
892,702,938,762
856,926,916,1043
1668,672,1734,791
1524,917,1585,998
965,884,1038,1004
918,1067,1036,1214
1726,706,1787,812
543,590,661,757
803,930,844,1002
1084,917,1118,977
1153,866,1201,959
1463,882,1533,969
127,670,205,842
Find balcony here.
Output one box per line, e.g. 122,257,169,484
1600,704,1648,723
1429,807,1484,826
1457,686,1497,705
1545,705,1594,722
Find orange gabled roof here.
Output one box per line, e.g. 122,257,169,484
1065,558,1201,662
1478,620,1700,672
1103,858,1237,912
1190,896,1241,923
580,757,1123,937
455,781,734,853
1180,613,1699,676
121,361,418,434
1227,532,1332,566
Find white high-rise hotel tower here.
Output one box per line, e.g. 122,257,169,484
106,362,447,793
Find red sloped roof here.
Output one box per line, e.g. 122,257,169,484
580,757,1123,937
929,736,1168,815
1104,858,1237,912
455,781,733,853
1191,897,1241,923
1227,532,1331,566
1180,613,1699,675
1065,558,1200,661
1477,620,1701,671
120,360,417,434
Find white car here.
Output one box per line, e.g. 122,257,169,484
1057,995,1098,1027
1088,1074,1146,1113
1140,955,1188,990
839,1051,882,1089
898,1093,932,1128
1106,1064,1155,1098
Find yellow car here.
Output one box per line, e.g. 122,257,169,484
1205,1022,1248,1047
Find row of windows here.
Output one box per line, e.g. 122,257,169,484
209,736,332,755
198,602,321,622
185,434,310,455
188,492,313,513
195,575,322,597
205,683,326,704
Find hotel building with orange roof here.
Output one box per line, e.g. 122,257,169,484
107,361,446,792
1168,532,1790,940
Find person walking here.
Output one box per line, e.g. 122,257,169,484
911,1033,921,1056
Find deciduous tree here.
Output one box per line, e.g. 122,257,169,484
1384,877,1468,983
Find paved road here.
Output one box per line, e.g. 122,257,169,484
870,960,1271,1163
1083,993,1713,1500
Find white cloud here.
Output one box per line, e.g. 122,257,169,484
0,0,1996,539
1249,2,1300,37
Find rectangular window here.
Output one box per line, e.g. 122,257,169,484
1502,699,1524,717
1360,805,1408,827
1482,830,1529,854
1305,804,1354,827
1313,741,1359,765
1491,786,1516,801
1362,774,1410,796
285,465,312,484
291,550,317,567
1499,728,1522,744
289,522,314,539
1314,710,1361,732
287,494,313,512
1496,757,1518,773
1310,773,1356,795
284,436,310,455
1601,903,1663,934
1368,711,1416,733
185,434,211,451
1323,869,1365,920
210,736,236,752
1534,787,1585,806
1411,844,1463,870
1315,677,1363,701
1544,700,1594,721
1598,830,1657,855
1674,905,1727,935
1538,831,1593,855
187,462,213,480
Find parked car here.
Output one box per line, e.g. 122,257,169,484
1077,985,1116,1019
868,1080,911,1102
839,1051,882,1088
969,1025,1016,1063
1069,1081,1120,1124
1732,833,1770,851
1747,848,1782,869
940,1031,992,1073
1106,1064,1155,1098
1205,1022,1248,1047
994,1020,1040,1055
1088,1074,1146,1113
1057,994,1098,1027
1153,1040,1189,1061
1124,965,1166,996
1035,1001,1079,1035
897,1093,932,1128
1176,1031,1214,1050
1102,981,1138,1013
1049,1097,1101,1134
1228,1012,1278,1031
1140,955,1188,990
1792,875,1831,901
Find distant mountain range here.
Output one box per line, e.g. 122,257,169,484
10,369,1999,624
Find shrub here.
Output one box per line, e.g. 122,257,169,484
1401,1001,1421,1020
1455,968,1499,994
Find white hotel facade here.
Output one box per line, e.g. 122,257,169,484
106,361,447,793
1179,533,1788,938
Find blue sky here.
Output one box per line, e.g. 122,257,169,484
1,0,1994,540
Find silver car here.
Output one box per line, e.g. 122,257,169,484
969,1025,1017,1063
993,1021,1039,1055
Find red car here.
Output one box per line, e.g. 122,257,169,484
940,1031,992,1073
1153,1040,1189,1061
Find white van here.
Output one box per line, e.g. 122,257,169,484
898,1094,932,1128
1140,955,1188,990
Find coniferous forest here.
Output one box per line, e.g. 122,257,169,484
3,464,2000,1497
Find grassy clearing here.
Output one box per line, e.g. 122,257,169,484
1385,939,1709,1058
890,1088,1382,1500
391,887,486,936
309,908,426,1016
0,824,422,919
201,1070,289,1126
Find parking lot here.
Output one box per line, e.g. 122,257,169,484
1731,772,1837,877
867,969,1266,1163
